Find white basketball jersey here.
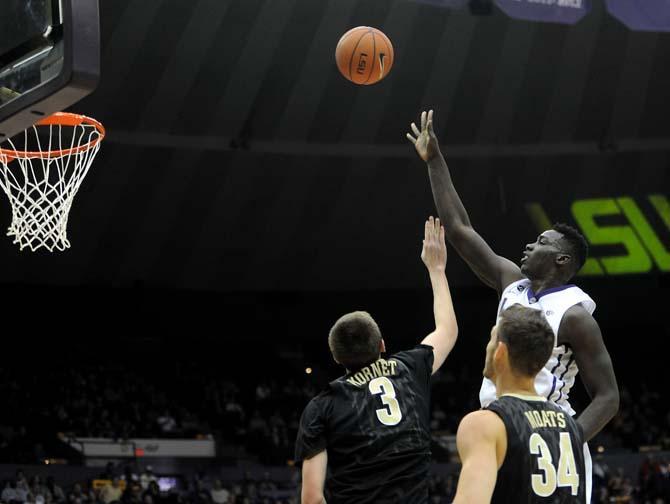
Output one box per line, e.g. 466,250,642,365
479,278,596,416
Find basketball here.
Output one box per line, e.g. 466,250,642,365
335,26,394,85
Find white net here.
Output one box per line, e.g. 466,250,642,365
0,115,103,252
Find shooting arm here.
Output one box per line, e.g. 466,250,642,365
301,450,328,504
453,410,504,503
426,153,522,292
427,152,472,229
560,305,619,442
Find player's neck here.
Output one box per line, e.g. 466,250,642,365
495,375,538,398
528,274,567,296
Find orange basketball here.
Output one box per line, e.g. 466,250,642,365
335,26,394,85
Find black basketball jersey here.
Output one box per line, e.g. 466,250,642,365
294,344,434,504
487,394,586,504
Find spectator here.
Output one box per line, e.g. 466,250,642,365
15,477,30,504
67,484,89,504
122,482,143,504
157,411,177,435
257,473,276,495
143,481,162,504
209,480,229,504
45,477,65,504
139,468,157,491
15,471,27,488
30,480,48,504
190,480,210,504
2,480,19,504
609,467,625,496
99,478,123,504
255,383,270,402
30,477,49,498
121,466,139,485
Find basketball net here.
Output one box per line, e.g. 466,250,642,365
0,113,105,252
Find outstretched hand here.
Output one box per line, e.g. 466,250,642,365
421,216,447,271
406,110,440,162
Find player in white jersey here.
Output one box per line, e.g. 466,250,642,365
407,110,619,502
481,277,596,416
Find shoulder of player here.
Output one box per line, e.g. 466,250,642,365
499,267,526,293
388,344,432,363
303,390,333,413
457,410,505,442
558,304,599,345
500,277,529,294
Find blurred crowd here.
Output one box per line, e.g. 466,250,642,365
0,358,668,502
1,458,669,504
0,358,669,460
591,456,670,503
0,465,460,504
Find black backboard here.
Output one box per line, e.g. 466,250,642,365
0,0,100,141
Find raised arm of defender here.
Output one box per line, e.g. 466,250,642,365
420,216,458,374
407,110,523,294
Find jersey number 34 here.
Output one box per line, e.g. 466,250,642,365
369,377,403,426
530,432,580,497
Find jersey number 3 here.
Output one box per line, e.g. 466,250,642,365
529,432,580,497
369,377,402,426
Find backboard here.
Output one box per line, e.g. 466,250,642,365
0,0,100,141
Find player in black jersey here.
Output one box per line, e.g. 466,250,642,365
454,305,586,503
295,217,458,504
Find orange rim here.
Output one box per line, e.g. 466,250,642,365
0,112,106,162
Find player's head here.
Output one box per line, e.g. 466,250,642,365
483,304,554,382
520,223,588,282
328,311,385,371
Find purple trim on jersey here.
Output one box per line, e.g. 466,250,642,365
498,297,508,316
548,376,558,400
547,352,564,400
527,283,577,302
556,354,575,403
550,352,564,375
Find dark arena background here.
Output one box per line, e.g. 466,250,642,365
0,0,669,503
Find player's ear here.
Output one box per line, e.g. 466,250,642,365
555,253,571,267
494,341,507,367
379,339,386,354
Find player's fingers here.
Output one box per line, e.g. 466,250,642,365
411,122,421,137
427,119,434,135
439,225,445,243
421,111,427,130
406,133,417,143
435,217,441,233
428,109,434,124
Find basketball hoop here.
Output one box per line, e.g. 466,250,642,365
0,112,105,252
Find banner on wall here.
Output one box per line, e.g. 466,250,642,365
67,437,216,458
526,194,670,276
494,0,591,24
606,0,670,32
